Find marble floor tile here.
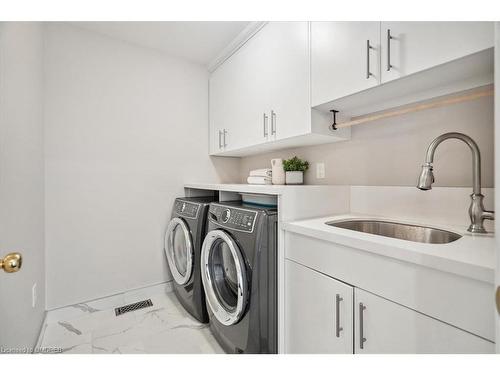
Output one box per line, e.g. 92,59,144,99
45,304,97,325
91,324,151,353
80,310,138,340
41,331,92,351
46,293,125,324
61,343,93,354
108,341,146,354
38,282,224,354
142,326,223,354
41,321,89,347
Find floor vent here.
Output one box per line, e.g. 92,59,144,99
115,299,153,316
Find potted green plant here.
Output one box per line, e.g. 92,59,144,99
283,156,309,185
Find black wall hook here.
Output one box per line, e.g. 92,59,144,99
330,109,339,131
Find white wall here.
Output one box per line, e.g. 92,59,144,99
0,22,45,348
494,22,500,354
44,23,240,309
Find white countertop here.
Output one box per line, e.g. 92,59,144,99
185,183,335,195
185,183,286,195
283,214,495,284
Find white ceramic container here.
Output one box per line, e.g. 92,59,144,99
271,158,286,185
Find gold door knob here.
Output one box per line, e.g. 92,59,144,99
0,252,22,273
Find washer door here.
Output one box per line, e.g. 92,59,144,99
164,217,193,285
201,229,248,326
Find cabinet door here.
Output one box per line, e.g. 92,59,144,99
381,22,494,83
209,34,268,153
285,260,354,354
263,22,310,141
354,288,494,354
208,124,221,155
228,25,273,148
208,69,223,154
209,56,239,153
311,22,380,106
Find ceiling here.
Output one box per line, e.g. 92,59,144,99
71,22,251,66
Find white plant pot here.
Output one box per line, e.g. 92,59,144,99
285,171,304,185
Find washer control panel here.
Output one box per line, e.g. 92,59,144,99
175,200,199,219
210,205,257,232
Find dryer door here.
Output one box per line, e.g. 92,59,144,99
201,229,248,326
164,217,194,285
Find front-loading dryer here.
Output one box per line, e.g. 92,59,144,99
201,201,278,353
164,196,217,323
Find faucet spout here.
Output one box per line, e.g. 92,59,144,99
423,132,482,195
417,132,494,234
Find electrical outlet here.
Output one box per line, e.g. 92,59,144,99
316,162,325,179
32,283,37,308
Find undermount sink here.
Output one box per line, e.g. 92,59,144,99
325,219,462,244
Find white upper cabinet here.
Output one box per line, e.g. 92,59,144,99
381,22,494,83
209,33,267,154
209,57,235,154
210,22,310,154
262,22,311,141
209,22,349,157
311,21,494,112
311,22,380,107
210,21,493,156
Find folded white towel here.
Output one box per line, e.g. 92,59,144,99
249,168,272,177
247,176,272,185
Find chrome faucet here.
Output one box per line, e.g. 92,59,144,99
417,132,494,234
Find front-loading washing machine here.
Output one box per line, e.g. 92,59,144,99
164,196,217,323
201,201,278,353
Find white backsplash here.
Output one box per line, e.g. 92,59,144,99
350,186,495,232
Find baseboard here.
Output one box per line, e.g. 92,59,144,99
46,280,174,312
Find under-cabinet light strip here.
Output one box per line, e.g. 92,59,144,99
336,88,494,129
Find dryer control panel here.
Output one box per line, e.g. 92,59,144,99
210,205,257,233
175,200,199,219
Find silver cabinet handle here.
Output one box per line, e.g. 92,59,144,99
271,110,276,135
223,129,227,148
335,294,343,338
263,113,269,138
387,29,393,72
359,303,367,349
218,130,223,149
366,40,373,79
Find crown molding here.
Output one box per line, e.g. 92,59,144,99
207,21,267,73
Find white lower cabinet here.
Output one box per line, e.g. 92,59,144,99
285,259,494,354
285,260,354,354
354,289,494,354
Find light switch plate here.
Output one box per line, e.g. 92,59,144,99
316,162,325,179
